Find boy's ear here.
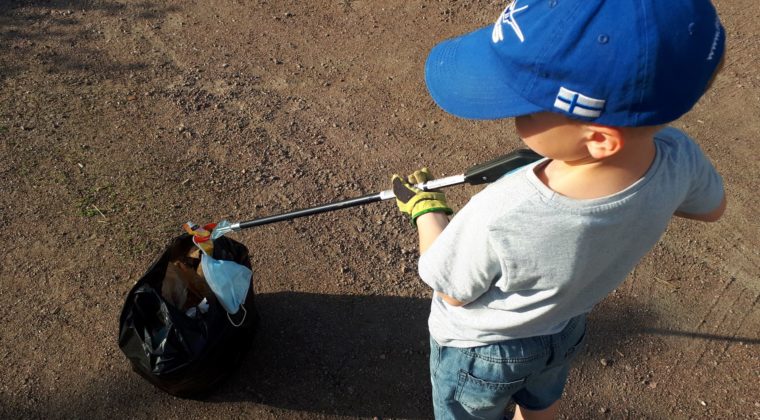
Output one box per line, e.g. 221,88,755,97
584,124,624,159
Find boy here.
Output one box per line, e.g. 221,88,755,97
391,1,727,419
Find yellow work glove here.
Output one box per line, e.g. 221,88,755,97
391,168,453,227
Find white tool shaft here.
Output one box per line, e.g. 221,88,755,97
379,174,466,200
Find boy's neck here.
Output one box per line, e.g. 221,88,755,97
536,134,657,200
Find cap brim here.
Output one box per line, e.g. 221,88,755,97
425,26,543,120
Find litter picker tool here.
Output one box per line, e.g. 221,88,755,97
215,149,542,236
119,148,542,396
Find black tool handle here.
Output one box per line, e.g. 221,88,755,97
235,192,383,230
464,149,543,185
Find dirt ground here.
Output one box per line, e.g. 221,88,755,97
1,0,758,418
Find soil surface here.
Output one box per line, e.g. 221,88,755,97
1,1,759,419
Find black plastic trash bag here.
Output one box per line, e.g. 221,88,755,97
118,234,258,398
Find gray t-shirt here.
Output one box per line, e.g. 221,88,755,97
419,127,724,347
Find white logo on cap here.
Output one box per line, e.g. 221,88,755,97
707,18,721,61
554,87,606,118
492,1,529,44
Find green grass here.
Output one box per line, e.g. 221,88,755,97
78,184,115,218
80,206,101,217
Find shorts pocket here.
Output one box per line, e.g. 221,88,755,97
455,370,526,415
430,337,442,376
562,321,587,361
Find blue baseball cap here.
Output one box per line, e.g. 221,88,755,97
425,0,726,126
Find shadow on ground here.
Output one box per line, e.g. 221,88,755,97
0,0,178,81
213,291,760,418
214,292,435,418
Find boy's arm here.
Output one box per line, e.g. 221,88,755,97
392,169,466,307
674,194,726,222
417,211,449,253
673,135,727,223
416,212,466,307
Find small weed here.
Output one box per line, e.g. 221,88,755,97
81,206,101,218
78,193,99,217
340,0,353,11
78,184,114,218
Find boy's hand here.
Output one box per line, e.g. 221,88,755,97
392,168,453,227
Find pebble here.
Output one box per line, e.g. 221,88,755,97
600,358,612,367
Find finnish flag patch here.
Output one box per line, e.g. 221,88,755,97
554,87,605,118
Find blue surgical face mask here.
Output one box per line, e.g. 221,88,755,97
201,255,251,315
199,220,252,316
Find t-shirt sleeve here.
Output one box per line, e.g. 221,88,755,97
418,196,501,304
676,134,725,216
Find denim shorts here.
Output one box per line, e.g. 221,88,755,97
429,314,587,420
